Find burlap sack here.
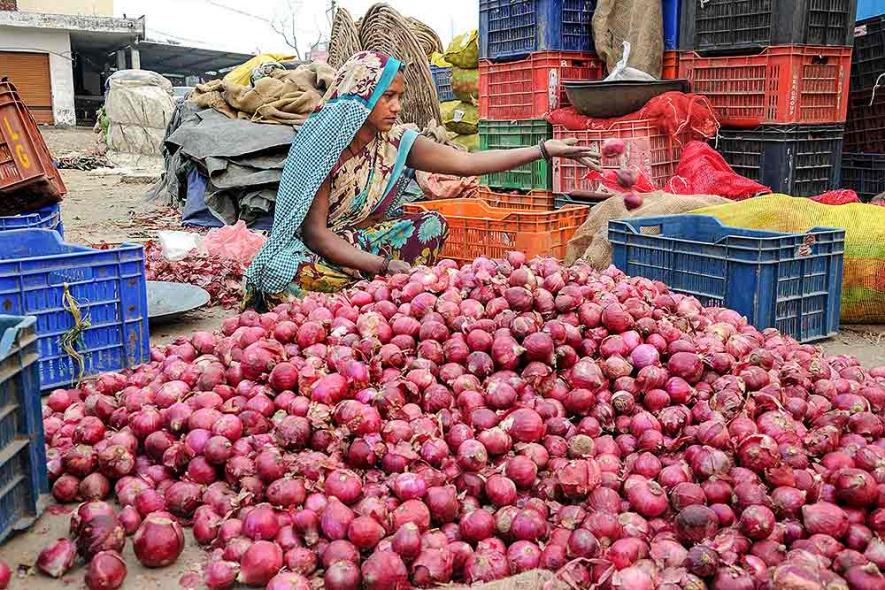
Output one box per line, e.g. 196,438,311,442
565,192,731,267
191,64,335,125
592,0,664,78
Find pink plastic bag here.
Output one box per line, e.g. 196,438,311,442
202,221,267,266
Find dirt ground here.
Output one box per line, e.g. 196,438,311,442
0,127,883,588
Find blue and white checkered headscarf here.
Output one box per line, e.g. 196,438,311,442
245,51,404,296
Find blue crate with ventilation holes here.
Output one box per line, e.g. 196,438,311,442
609,215,845,343
0,315,49,543
430,65,455,102
0,229,150,390
663,0,680,49
480,0,596,61
0,202,64,237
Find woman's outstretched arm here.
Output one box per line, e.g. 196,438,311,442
406,135,600,177
301,178,408,274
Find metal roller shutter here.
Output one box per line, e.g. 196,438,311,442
0,52,53,124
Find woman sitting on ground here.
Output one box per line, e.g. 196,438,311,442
245,51,599,307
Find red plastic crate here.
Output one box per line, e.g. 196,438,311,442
662,51,679,80
678,46,852,127
479,51,605,120
0,81,65,215
552,120,687,195
402,198,589,263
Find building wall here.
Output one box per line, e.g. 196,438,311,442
16,0,112,17
0,25,76,125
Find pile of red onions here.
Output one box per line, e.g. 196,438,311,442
41,255,885,589
144,241,245,309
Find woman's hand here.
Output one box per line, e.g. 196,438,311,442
543,138,601,171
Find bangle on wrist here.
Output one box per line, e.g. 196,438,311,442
379,256,391,275
538,139,551,161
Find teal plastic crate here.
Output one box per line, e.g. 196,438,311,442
0,315,48,543
0,202,64,237
609,215,845,343
0,229,150,390
479,119,551,191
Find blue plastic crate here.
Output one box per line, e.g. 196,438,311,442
0,202,64,237
858,0,885,20
0,315,48,543
663,0,680,49
609,215,845,343
480,0,596,61
430,65,455,102
0,229,150,390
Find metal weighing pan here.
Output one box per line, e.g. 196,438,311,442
563,79,690,118
147,280,211,323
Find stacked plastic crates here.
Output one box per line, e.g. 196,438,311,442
842,11,885,201
0,82,150,391
678,0,857,197
422,0,598,262
478,0,602,193
545,1,690,200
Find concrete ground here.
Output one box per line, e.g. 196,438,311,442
0,127,882,588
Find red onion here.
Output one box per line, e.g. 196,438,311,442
324,561,361,590
739,505,776,540
133,512,184,567
37,538,77,578
361,551,409,590
205,560,239,590
238,540,284,586
85,551,126,590
460,508,495,544
802,502,849,538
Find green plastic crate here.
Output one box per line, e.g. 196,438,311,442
479,119,552,191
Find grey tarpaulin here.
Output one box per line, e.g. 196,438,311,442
151,102,297,225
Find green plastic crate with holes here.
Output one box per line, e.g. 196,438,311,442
479,119,552,191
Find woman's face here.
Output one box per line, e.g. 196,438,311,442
367,72,404,132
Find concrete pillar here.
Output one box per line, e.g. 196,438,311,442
116,49,126,70
130,47,140,70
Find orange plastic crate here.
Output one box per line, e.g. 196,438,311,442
0,81,66,215
475,187,556,211
402,198,589,263
661,51,679,80
478,51,605,120
552,120,686,195
678,46,852,127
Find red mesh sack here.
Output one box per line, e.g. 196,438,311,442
664,142,770,200
583,168,658,194
809,190,860,205
547,92,719,141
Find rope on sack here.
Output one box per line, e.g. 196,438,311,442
869,72,884,106
61,283,91,385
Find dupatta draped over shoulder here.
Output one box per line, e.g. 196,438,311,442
245,51,419,295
